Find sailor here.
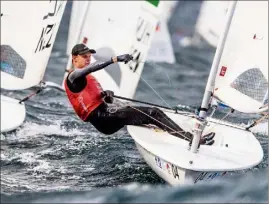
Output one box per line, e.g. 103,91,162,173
64,44,215,145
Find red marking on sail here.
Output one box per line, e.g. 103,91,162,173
156,22,160,32
219,66,227,76
83,37,88,44
253,34,263,40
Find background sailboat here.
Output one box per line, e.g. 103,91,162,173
1,1,66,132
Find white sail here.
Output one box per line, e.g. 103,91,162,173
1,1,66,90
66,1,89,55
213,1,268,113
160,0,178,22
64,1,161,98
195,1,229,47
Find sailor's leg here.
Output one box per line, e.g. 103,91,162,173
106,106,193,141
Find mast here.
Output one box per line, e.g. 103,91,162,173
190,1,237,153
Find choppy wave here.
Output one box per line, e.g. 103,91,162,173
251,122,268,135
1,169,267,203
1,1,268,202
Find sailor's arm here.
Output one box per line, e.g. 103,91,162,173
68,54,133,83
68,58,117,83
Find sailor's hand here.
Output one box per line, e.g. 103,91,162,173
101,90,114,104
116,54,133,64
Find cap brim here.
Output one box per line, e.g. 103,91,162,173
79,49,96,55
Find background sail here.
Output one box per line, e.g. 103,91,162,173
67,1,161,98
146,1,176,64
213,1,268,113
66,1,89,56
160,0,178,22
1,1,66,90
195,1,229,47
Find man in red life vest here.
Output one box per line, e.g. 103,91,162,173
64,44,215,145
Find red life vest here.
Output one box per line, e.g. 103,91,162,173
65,73,104,121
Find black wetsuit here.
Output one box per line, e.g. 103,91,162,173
66,59,193,141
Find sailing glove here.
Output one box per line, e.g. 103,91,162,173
117,54,133,64
101,90,114,104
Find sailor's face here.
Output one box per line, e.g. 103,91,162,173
72,52,91,68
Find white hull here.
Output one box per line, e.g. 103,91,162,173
135,142,228,185
1,95,26,133
127,111,263,185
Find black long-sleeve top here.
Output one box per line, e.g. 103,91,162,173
66,59,113,93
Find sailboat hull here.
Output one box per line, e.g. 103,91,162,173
127,110,263,185
135,141,228,185
1,95,26,133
